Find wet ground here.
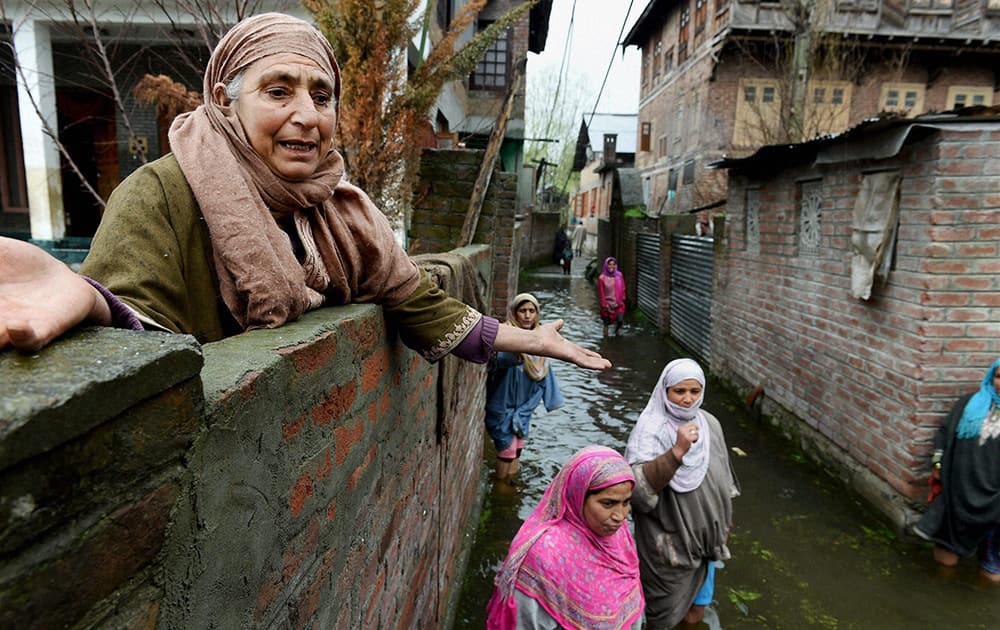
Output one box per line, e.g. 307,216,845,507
452,257,1000,629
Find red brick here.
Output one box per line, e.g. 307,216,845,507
289,472,314,517
278,331,339,374
334,418,364,466
361,351,389,393
312,381,357,427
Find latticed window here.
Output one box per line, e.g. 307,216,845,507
664,46,674,74
470,22,511,91
798,180,822,255
745,189,761,253
653,41,662,79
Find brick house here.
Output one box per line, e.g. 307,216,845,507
710,111,1000,529
567,113,639,260
622,0,1000,218
0,0,552,250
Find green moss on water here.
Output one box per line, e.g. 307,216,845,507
799,598,839,628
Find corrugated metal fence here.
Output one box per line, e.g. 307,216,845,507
669,235,713,364
635,233,662,327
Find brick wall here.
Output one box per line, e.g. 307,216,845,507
0,247,493,630
412,148,520,318
712,124,1000,528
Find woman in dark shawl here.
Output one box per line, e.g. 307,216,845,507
914,358,1000,582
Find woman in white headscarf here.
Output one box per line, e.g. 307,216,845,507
625,358,740,628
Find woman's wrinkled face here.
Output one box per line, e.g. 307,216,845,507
993,368,1000,395
219,53,336,181
666,378,702,408
583,481,632,537
514,302,539,329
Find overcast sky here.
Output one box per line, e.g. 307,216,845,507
528,0,642,116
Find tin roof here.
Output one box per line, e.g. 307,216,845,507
709,106,1000,175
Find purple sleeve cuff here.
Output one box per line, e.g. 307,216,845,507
449,315,499,363
82,276,144,332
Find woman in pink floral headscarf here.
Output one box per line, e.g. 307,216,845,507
486,446,644,629
598,257,626,337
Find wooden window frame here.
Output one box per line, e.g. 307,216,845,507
469,21,512,92
678,6,690,63
805,80,852,137
732,78,782,148
879,82,925,115
695,0,708,34
946,85,993,109
640,121,652,152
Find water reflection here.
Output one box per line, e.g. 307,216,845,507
453,266,1000,629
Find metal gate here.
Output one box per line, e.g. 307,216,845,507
635,233,662,327
669,235,713,364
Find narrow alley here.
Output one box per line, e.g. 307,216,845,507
453,259,1000,629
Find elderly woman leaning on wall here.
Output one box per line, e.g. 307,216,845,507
0,13,608,374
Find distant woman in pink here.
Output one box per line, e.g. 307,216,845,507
598,257,626,337
486,446,644,629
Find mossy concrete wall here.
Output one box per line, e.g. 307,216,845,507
0,246,493,630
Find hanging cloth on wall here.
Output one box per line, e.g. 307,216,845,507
850,170,901,300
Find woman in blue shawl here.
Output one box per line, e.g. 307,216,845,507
914,358,1000,582
485,293,565,483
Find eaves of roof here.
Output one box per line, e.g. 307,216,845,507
708,107,1000,175
623,0,676,48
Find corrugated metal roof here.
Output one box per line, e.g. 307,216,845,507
709,106,1000,174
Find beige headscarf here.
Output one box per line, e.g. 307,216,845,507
168,12,420,330
506,293,549,381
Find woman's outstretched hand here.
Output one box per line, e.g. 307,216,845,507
0,237,111,352
494,318,611,370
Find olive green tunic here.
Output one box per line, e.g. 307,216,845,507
81,154,478,361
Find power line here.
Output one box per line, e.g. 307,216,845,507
541,0,577,143
561,0,637,196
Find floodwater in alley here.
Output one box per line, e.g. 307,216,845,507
452,259,1000,629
